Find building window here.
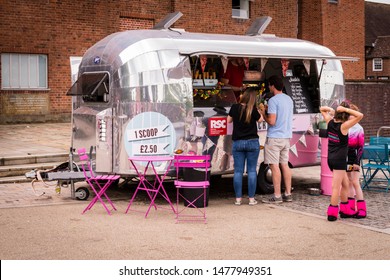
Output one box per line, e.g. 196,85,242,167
373,58,383,71
232,0,250,19
378,76,389,80
328,0,338,3
1,53,48,90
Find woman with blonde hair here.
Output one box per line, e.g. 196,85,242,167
227,88,263,205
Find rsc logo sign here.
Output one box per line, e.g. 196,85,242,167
208,117,227,136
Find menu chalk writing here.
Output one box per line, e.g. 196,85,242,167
283,77,313,114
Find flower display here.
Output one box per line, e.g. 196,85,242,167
256,82,267,106
193,82,224,99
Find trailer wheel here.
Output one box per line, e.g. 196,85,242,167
257,162,290,194
75,187,90,200
257,162,274,194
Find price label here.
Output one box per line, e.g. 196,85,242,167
132,143,170,155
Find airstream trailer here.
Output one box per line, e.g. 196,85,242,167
67,13,354,195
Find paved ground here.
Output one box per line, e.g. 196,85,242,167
0,122,390,260
0,122,71,157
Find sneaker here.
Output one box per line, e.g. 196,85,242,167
248,200,258,206
262,195,283,204
282,194,292,202
234,200,242,206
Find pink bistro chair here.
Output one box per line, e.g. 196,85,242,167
77,148,120,215
174,154,211,223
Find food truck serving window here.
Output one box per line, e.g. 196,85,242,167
66,72,110,103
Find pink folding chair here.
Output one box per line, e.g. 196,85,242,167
174,154,211,223
77,148,120,215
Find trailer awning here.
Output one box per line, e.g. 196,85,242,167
172,32,358,62
184,52,358,61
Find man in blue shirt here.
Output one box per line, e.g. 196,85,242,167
259,75,294,203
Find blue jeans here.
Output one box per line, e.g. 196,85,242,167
232,139,260,198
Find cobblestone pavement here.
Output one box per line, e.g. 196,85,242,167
274,186,390,233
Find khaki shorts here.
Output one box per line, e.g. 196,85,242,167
264,138,290,164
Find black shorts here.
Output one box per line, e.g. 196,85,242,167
327,159,347,171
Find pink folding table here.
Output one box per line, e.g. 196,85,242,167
126,155,175,218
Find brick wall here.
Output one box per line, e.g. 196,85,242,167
298,0,323,43
299,0,365,80
346,80,390,140
173,0,297,38
0,0,172,123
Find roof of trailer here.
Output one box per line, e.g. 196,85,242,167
80,29,354,71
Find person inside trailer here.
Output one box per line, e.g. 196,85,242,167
221,57,246,101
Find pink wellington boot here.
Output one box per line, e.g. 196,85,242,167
348,197,356,211
356,200,367,219
327,204,338,222
339,201,357,218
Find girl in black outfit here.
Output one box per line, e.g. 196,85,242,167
320,102,363,221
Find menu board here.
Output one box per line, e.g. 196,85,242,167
283,76,313,114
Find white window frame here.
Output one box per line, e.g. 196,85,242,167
232,0,250,19
1,53,48,90
373,58,383,72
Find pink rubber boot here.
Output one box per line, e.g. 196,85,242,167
327,204,338,222
356,200,367,219
339,201,357,218
348,197,356,211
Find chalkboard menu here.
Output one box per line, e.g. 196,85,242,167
283,76,313,114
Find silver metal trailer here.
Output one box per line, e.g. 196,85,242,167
49,12,355,197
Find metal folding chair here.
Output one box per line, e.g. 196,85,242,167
361,144,390,192
174,154,211,223
77,148,120,215
369,136,390,145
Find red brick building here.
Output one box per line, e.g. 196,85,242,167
365,2,390,80
366,36,390,80
299,0,365,79
0,0,365,123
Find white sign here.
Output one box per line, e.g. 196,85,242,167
127,125,169,141
124,112,176,157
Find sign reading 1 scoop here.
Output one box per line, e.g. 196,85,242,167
124,112,176,156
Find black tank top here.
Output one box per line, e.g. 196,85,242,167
327,120,348,160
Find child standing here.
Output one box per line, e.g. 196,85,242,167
347,104,367,219
320,102,364,221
